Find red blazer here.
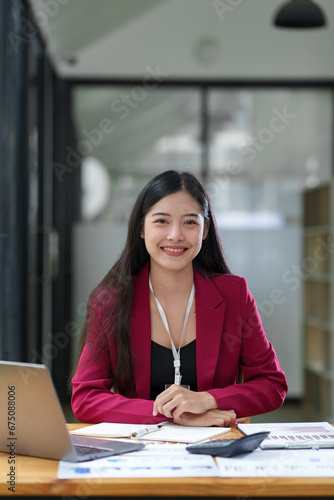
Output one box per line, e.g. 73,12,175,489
72,264,287,424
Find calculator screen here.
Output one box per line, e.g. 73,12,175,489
214,440,233,446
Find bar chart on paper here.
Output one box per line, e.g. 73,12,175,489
216,448,334,477
238,422,334,449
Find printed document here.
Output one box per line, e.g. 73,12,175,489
238,421,334,449
57,442,218,478
217,447,334,477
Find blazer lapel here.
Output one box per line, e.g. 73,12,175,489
194,270,226,391
131,263,151,399
130,264,226,398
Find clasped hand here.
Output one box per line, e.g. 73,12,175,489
152,384,236,427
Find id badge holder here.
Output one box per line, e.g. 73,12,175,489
174,372,182,386
165,384,191,390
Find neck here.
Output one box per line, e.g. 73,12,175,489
149,263,194,302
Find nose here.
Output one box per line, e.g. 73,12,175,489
167,223,184,241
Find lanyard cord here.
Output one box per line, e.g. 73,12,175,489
149,276,195,385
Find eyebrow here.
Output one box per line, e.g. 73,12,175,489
151,212,201,218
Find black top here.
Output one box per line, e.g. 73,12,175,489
150,339,198,400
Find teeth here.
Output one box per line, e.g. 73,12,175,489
163,247,185,253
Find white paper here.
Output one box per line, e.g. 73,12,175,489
71,422,230,443
57,443,218,478
238,421,334,449
216,448,334,477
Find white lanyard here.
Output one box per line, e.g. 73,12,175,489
149,276,195,386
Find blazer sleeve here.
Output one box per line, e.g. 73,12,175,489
206,278,288,418
71,291,170,424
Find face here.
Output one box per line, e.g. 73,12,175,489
142,190,208,274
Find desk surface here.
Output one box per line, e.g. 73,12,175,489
0,424,334,498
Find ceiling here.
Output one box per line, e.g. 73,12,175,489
28,0,334,80
26,0,334,211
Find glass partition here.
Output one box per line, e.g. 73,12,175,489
206,89,332,398
72,87,202,223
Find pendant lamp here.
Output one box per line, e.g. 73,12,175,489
273,0,327,28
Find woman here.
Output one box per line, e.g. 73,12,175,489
71,170,287,426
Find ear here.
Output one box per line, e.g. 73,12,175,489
203,218,210,240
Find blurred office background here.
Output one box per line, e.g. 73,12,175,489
1,0,334,422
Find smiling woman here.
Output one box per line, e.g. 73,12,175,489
142,191,208,275
71,170,287,427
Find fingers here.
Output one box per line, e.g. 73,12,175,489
174,409,237,427
215,409,236,427
153,386,219,419
153,385,187,417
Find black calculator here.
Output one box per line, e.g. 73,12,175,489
186,431,270,457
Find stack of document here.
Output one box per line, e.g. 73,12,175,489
238,421,334,449
58,442,219,479
59,421,334,479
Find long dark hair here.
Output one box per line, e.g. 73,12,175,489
73,170,230,396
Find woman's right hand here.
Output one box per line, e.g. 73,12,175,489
172,408,236,427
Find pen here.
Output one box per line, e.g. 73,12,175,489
284,440,312,449
284,441,334,449
131,423,167,439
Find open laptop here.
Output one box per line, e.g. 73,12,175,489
0,360,144,462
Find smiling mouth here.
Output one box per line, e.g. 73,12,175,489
161,247,188,253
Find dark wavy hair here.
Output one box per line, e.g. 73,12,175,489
73,170,230,396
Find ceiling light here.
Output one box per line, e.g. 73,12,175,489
273,0,327,28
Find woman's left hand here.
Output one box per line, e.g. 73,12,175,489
173,409,237,427
153,384,217,419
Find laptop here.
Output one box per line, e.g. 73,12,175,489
0,360,144,462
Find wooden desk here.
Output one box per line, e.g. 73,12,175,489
0,424,334,498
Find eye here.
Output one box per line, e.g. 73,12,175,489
154,219,168,224
184,220,198,225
